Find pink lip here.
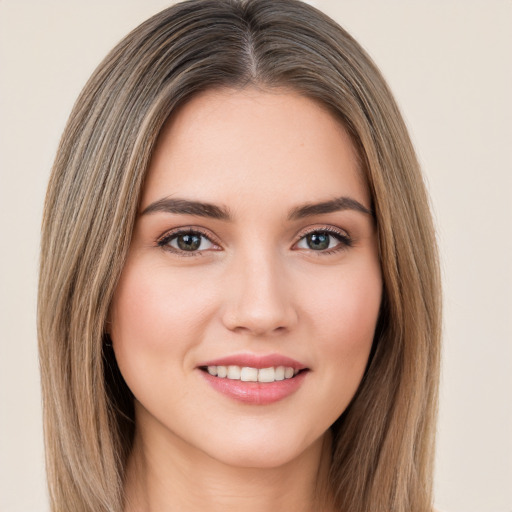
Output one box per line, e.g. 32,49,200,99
197,353,309,405
198,353,307,370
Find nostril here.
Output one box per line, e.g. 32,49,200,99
221,303,298,336
220,261,298,334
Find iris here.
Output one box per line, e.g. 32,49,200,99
306,232,330,250
177,233,202,251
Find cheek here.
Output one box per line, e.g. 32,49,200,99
302,258,382,401
108,260,218,394
111,261,214,346
308,261,381,340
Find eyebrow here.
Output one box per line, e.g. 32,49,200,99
141,197,231,220
288,196,373,220
141,195,372,221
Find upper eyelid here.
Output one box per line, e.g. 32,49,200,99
295,224,350,240
157,226,219,245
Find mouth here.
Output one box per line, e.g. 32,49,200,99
197,354,310,405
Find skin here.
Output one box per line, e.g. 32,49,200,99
109,87,382,512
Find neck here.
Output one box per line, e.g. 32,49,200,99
124,425,334,512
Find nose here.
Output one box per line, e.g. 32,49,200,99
221,250,298,336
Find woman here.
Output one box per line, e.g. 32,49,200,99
38,0,441,511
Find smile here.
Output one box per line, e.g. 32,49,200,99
197,354,309,405
204,365,299,382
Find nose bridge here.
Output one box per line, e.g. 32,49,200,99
222,242,297,335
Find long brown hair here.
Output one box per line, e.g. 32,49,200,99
38,1,441,510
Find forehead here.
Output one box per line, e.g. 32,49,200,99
141,87,369,212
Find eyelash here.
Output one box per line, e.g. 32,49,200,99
156,226,352,256
156,227,220,256
295,226,353,255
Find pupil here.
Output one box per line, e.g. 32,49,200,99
178,233,201,251
307,232,329,250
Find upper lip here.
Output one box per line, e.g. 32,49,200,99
198,353,307,371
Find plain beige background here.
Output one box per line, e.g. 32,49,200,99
1,1,511,511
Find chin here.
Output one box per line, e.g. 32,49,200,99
198,427,325,470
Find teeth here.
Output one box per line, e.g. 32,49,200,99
227,365,241,379
240,367,258,382
258,367,275,382
205,365,299,383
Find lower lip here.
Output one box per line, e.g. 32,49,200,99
199,370,308,405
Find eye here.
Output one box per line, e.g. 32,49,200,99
158,230,217,253
295,229,351,252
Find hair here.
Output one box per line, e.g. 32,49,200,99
38,0,441,511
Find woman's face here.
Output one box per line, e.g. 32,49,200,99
110,88,382,468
